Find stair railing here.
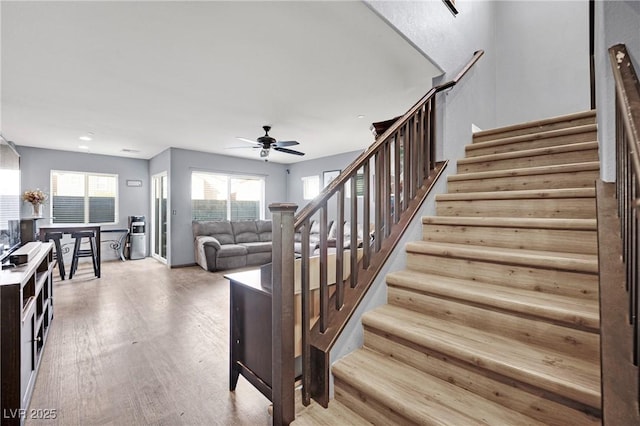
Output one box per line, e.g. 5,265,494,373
608,43,640,396
270,50,484,424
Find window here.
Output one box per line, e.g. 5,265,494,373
301,175,320,200
346,172,365,198
51,171,118,224
192,172,264,221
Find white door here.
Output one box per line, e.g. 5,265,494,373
151,172,168,263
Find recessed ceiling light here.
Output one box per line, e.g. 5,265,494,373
357,115,365,119
79,132,94,141
121,148,140,153
78,145,89,150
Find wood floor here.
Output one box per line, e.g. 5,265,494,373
26,258,272,426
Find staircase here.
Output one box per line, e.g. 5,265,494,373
293,110,602,425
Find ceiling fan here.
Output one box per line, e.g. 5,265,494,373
236,125,305,159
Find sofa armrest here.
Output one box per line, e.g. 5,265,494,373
197,235,221,250
195,236,222,271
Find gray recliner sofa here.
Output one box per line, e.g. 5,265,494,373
193,220,272,272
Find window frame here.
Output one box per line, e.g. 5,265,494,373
191,170,266,221
301,175,320,200
50,170,119,225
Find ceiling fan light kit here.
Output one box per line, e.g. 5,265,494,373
235,125,305,159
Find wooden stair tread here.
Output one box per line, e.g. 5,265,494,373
386,269,600,331
362,305,601,409
466,124,597,153
473,111,596,140
421,216,597,230
333,348,546,426
449,161,600,182
405,241,598,274
292,400,371,425
436,187,595,201
458,141,599,165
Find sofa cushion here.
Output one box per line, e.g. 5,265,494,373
232,221,259,243
216,244,248,258
256,220,272,242
193,220,235,245
241,241,272,254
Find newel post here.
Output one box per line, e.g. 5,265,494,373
269,203,297,425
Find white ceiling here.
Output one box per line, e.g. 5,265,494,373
1,1,441,164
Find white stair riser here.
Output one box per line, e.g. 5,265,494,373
458,148,599,173
405,252,599,300
422,223,597,254
436,197,596,219
387,286,599,360
448,170,599,193
363,330,601,426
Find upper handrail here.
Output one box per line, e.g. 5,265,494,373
295,50,484,227
608,44,640,409
609,44,640,201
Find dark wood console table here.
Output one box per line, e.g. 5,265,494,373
226,269,274,401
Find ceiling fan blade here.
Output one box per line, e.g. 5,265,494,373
274,146,305,156
274,140,299,147
236,137,260,145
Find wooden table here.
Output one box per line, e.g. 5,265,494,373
39,224,101,278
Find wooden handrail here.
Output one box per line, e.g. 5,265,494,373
270,50,484,424
608,43,640,408
295,50,484,227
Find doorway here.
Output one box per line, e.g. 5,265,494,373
151,172,168,263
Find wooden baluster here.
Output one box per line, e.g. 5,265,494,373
363,160,371,269
336,189,344,310
402,121,413,209
393,133,401,223
425,100,432,180
350,176,358,288
300,220,311,406
319,206,328,333
416,106,425,184
403,121,410,211
384,140,392,238
374,151,382,253
411,115,418,199
430,98,437,171
269,203,297,426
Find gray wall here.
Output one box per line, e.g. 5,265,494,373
494,1,590,127
168,148,288,267
286,149,362,209
595,1,640,182
17,146,149,260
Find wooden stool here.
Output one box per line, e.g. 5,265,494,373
69,230,99,279
44,231,66,280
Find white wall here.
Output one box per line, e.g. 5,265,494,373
595,1,640,183
168,148,288,267
494,1,590,127
366,0,497,163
